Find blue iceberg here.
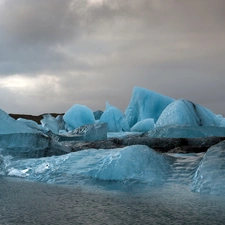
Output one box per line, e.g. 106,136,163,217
125,87,174,128
191,141,225,195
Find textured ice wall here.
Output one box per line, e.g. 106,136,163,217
99,102,130,132
0,109,37,134
191,141,225,195
125,87,174,128
2,145,172,185
156,99,222,127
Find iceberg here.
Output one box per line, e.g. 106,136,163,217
125,87,174,128
63,104,95,129
130,118,155,132
17,118,44,132
156,99,222,127
41,114,64,134
99,102,130,132
191,141,225,195
2,145,172,185
93,145,172,182
0,109,37,134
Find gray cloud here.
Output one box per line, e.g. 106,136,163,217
0,0,225,115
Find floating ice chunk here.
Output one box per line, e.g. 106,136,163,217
0,109,37,134
41,114,64,134
191,141,225,195
125,87,174,128
130,118,155,132
156,99,221,127
94,145,171,182
148,125,225,138
4,145,172,185
63,104,95,129
99,102,130,132
17,118,44,132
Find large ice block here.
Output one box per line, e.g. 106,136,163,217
125,87,174,128
63,104,95,129
99,102,130,132
156,99,222,127
191,141,225,195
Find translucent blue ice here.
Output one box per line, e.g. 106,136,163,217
156,99,222,127
191,141,225,195
125,87,174,128
2,145,172,185
63,104,95,130
41,114,64,134
130,118,155,132
99,102,130,132
0,109,37,134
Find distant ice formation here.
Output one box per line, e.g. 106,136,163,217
99,102,130,132
0,109,37,134
130,118,155,132
63,104,95,130
156,99,222,127
124,87,174,128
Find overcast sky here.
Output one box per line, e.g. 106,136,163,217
0,0,225,115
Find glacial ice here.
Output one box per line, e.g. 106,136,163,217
125,87,174,128
93,145,172,182
130,118,155,132
41,114,64,134
2,145,172,184
99,102,130,132
93,110,103,120
148,125,225,138
63,104,95,129
0,109,37,134
191,141,225,195
0,133,50,157
57,123,108,142
17,118,44,132
156,99,222,127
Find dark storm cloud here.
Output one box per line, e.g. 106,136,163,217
0,0,225,114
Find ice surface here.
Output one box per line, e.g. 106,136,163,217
93,110,103,120
2,145,172,185
130,118,155,132
148,125,225,138
0,109,37,134
191,141,225,195
156,99,222,127
125,87,174,128
99,102,130,132
41,114,64,134
93,145,172,182
17,118,44,132
63,104,95,129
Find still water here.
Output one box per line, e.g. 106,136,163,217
1,177,225,225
